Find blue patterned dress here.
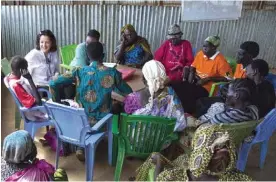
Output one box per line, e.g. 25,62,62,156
49,61,132,125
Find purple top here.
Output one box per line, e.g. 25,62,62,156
124,92,142,114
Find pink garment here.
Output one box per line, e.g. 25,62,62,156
44,129,64,156
5,159,55,181
124,92,142,114
117,68,136,80
154,40,193,81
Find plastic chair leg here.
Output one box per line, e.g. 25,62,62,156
24,121,35,139
237,142,252,172
107,118,113,166
55,138,61,169
260,140,269,169
85,144,96,182
114,138,126,181
112,135,118,167
15,107,21,129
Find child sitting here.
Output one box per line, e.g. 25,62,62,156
6,56,48,121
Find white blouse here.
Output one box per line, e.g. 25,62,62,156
25,49,60,86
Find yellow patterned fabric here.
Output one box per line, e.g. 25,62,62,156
135,125,252,181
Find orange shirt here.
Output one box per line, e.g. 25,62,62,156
233,64,246,79
192,50,232,92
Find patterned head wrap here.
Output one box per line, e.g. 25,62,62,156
121,24,136,34
189,124,236,178
167,24,183,39
142,60,167,108
205,35,221,47
2,130,37,164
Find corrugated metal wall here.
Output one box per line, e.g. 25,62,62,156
1,5,276,67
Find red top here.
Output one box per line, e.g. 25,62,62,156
154,40,194,81
7,74,36,108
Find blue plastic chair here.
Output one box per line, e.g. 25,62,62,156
265,73,276,89
192,48,197,58
237,108,276,171
44,101,113,181
4,76,54,138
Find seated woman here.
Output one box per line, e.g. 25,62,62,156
124,60,186,132
114,24,153,68
154,24,194,81
197,78,259,125
1,130,68,181
178,78,259,153
190,35,232,93
25,30,60,87
50,42,132,161
135,125,252,181
195,41,260,117
6,56,47,121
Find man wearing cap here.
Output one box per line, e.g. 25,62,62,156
191,35,232,93
154,24,194,81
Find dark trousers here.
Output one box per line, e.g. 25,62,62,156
195,96,224,118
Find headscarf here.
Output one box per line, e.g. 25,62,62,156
120,24,136,34
120,24,152,54
189,124,236,178
142,60,167,108
240,41,260,58
2,130,36,164
205,35,221,47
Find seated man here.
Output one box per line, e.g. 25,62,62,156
6,56,47,121
191,35,232,93
245,59,275,118
154,24,194,81
114,24,153,68
70,29,106,67
50,42,132,161
234,41,259,79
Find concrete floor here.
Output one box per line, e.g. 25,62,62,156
1,81,276,181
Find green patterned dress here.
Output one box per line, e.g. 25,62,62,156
49,61,132,125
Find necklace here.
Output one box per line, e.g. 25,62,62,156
169,42,184,61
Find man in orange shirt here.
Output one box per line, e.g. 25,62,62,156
234,41,259,79
191,36,232,92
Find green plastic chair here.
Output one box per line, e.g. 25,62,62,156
112,113,178,181
209,81,229,97
1,57,11,76
225,56,237,74
59,44,77,70
147,120,259,181
208,56,236,97
1,57,22,129
218,120,260,147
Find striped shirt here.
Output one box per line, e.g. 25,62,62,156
210,105,259,124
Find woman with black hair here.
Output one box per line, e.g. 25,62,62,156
25,29,60,87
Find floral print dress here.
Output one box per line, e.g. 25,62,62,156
125,86,187,132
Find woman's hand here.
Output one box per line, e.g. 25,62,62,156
20,69,32,80
120,34,128,48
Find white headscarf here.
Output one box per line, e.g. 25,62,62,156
142,60,167,108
